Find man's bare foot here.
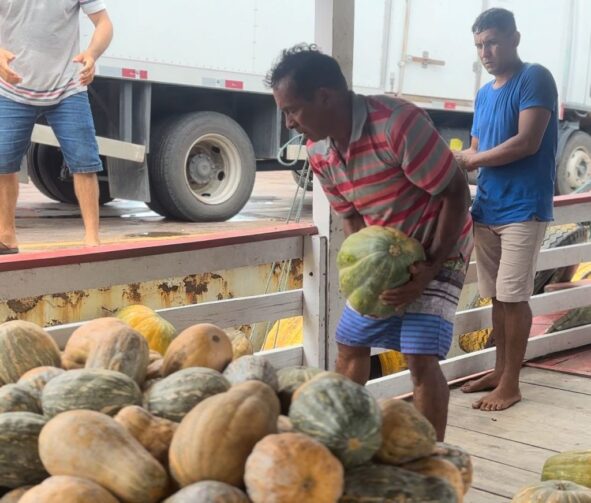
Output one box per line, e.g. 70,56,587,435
472,387,522,411
84,236,100,247
460,371,500,393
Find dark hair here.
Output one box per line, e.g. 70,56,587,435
472,8,517,34
265,43,348,100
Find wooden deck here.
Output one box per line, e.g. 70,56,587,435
447,366,591,502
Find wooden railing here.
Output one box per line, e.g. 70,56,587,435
1,195,590,399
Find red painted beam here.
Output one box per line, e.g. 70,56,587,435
0,223,317,272
553,192,591,207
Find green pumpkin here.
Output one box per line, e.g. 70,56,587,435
164,481,250,503
223,355,279,391
277,366,323,414
0,384,41,414
340,463,457,502
288,372,382,467
0,321,62,384
513,480,591,502
542,451,591,488
0,412,48,488
144,367,230,422
42,368,142,417
337,226,425,318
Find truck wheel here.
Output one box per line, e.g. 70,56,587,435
556,131,591,194
149,112,256,222
533,223,589,293
26,144,112,205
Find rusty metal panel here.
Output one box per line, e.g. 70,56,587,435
0,260,303,328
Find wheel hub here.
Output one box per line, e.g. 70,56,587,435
566,148,591,188
188,153,216,185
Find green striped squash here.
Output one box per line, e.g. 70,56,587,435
0,321,61,384
542,451,591,488
144,367,230,422
340,464,457,502
164,481,250,503
42,368,142,417
0,384,41,414
288,372,382,467
276,365,323,414
337,226,425,318
17,366,66,393
222,355,279,391
0,412,48,488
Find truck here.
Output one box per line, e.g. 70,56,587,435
23,0,591,221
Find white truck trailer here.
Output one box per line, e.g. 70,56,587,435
25,0,591,221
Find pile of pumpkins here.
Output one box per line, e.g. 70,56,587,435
0,307,474,503
511,452,591,501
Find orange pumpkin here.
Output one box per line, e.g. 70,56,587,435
162,323,233,376
62,318,128,370
244,433,344,503
117,305,176,354
375,398,436,465
169,381,279,488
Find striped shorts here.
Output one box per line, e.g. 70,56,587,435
335,260,466,359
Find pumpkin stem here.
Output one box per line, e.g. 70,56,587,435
388,245,402,257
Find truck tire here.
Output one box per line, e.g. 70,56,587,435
26,144,112,205
148,112,256,222
556,131,591,195
533,223,589,293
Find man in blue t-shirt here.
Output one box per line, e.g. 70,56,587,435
455,8,557,411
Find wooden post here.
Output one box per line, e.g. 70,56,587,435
311,0,355,369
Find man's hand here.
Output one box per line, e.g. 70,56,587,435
453,150,478,172
379,261,437,308
73,51,96,86
0,48,22,85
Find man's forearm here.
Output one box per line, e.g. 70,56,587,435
468,133,539,169
86,15,113,60
427,174,470,268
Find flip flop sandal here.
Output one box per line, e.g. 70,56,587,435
0,242,19,255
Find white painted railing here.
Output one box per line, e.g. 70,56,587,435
1,196,590,398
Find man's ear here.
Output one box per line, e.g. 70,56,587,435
512,31,521,48
316,87,332,107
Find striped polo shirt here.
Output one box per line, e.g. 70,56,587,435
308,93,473,260
0,0,106,106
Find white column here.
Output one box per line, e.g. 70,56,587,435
308,0,354,370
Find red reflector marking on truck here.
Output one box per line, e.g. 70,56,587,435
225,80,244,90
122,68,149,80
444,101,457,110
122,68,137,78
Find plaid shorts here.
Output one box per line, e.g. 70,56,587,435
336,259,465,359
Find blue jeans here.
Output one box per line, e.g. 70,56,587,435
0,91,102,174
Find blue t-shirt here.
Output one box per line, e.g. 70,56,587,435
470,63,558,225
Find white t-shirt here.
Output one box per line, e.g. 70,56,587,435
0,0,106,106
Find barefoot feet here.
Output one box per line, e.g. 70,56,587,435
472,386,522,411
460,371,500,393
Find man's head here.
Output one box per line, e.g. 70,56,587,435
472,8,520,76
266,44,349,141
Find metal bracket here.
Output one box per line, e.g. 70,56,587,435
407,51,445,68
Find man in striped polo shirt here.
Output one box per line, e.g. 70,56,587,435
0,0,113,253
267,44,473,439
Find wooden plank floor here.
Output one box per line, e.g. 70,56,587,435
447,366,591,502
